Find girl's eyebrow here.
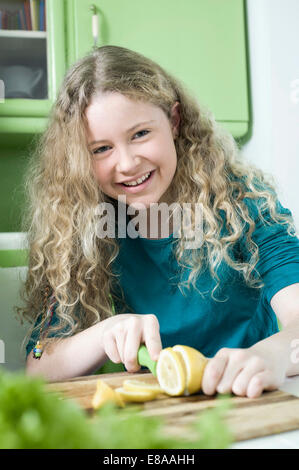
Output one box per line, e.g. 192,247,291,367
88,120,156,146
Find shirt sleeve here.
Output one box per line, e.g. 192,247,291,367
240,196,299,305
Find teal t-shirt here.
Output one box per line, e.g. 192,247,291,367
26,197,299,359
110,197,299,358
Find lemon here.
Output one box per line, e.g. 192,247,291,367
172,344,208,395
122,379,163,396
91,379,125,409
115,386,159,402
156,347,186,396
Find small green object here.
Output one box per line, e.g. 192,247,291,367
137,345,157,377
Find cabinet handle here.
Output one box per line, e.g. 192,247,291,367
90,4,99,49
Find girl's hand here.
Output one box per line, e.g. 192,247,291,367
201,346,288,398
101,313,162,373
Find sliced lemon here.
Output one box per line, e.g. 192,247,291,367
156,347,186,396
115,386,158,402
122,379,163,396
172,344,208,395
91,379,125,409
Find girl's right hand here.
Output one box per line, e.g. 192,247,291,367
101,313,162,373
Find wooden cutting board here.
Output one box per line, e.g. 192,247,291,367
46,370,299,442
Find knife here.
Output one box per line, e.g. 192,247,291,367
137,344,158,377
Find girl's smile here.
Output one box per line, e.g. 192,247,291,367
85,92,180,209
116,169,156,193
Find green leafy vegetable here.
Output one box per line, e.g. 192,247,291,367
0,368,99,449
0,367,233,449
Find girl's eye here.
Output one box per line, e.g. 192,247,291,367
92,130,150,155
133,129,150,139
92,145,110,155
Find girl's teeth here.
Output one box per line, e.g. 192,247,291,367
123,171,151,186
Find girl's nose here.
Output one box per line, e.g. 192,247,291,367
115,147,141,173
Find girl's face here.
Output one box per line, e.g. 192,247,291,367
85,92,180,209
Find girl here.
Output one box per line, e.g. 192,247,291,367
19,45,299,398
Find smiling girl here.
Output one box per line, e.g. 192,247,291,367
19,45,299,398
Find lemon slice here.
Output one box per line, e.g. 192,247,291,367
91,379,125,409
172,345,208,395
156,347,186,396
123,379,163,396
115,387,158,402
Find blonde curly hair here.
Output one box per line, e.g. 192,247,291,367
17,45,297,352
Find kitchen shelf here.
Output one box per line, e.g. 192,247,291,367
0,0,66,134
0,30,47,38
0,33,47,68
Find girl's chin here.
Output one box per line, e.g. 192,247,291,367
107,189,168,208
125,199,156,210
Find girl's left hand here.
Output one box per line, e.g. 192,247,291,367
201,346,288,398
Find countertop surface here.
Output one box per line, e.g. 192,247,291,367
231,376,299,449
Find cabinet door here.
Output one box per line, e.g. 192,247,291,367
66,0,250,141
0,0,66,138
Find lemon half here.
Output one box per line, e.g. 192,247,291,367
172,344,208,395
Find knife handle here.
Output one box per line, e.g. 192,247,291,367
137,345,157,377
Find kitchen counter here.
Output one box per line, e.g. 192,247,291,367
230,375,299,449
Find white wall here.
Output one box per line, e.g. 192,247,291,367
242,0,299,229
0,267,28,371
0,234,29,371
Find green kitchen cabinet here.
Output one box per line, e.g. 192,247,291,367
0,0,250,144
0,0,66,144
66,0,251,142
0,0,251,231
